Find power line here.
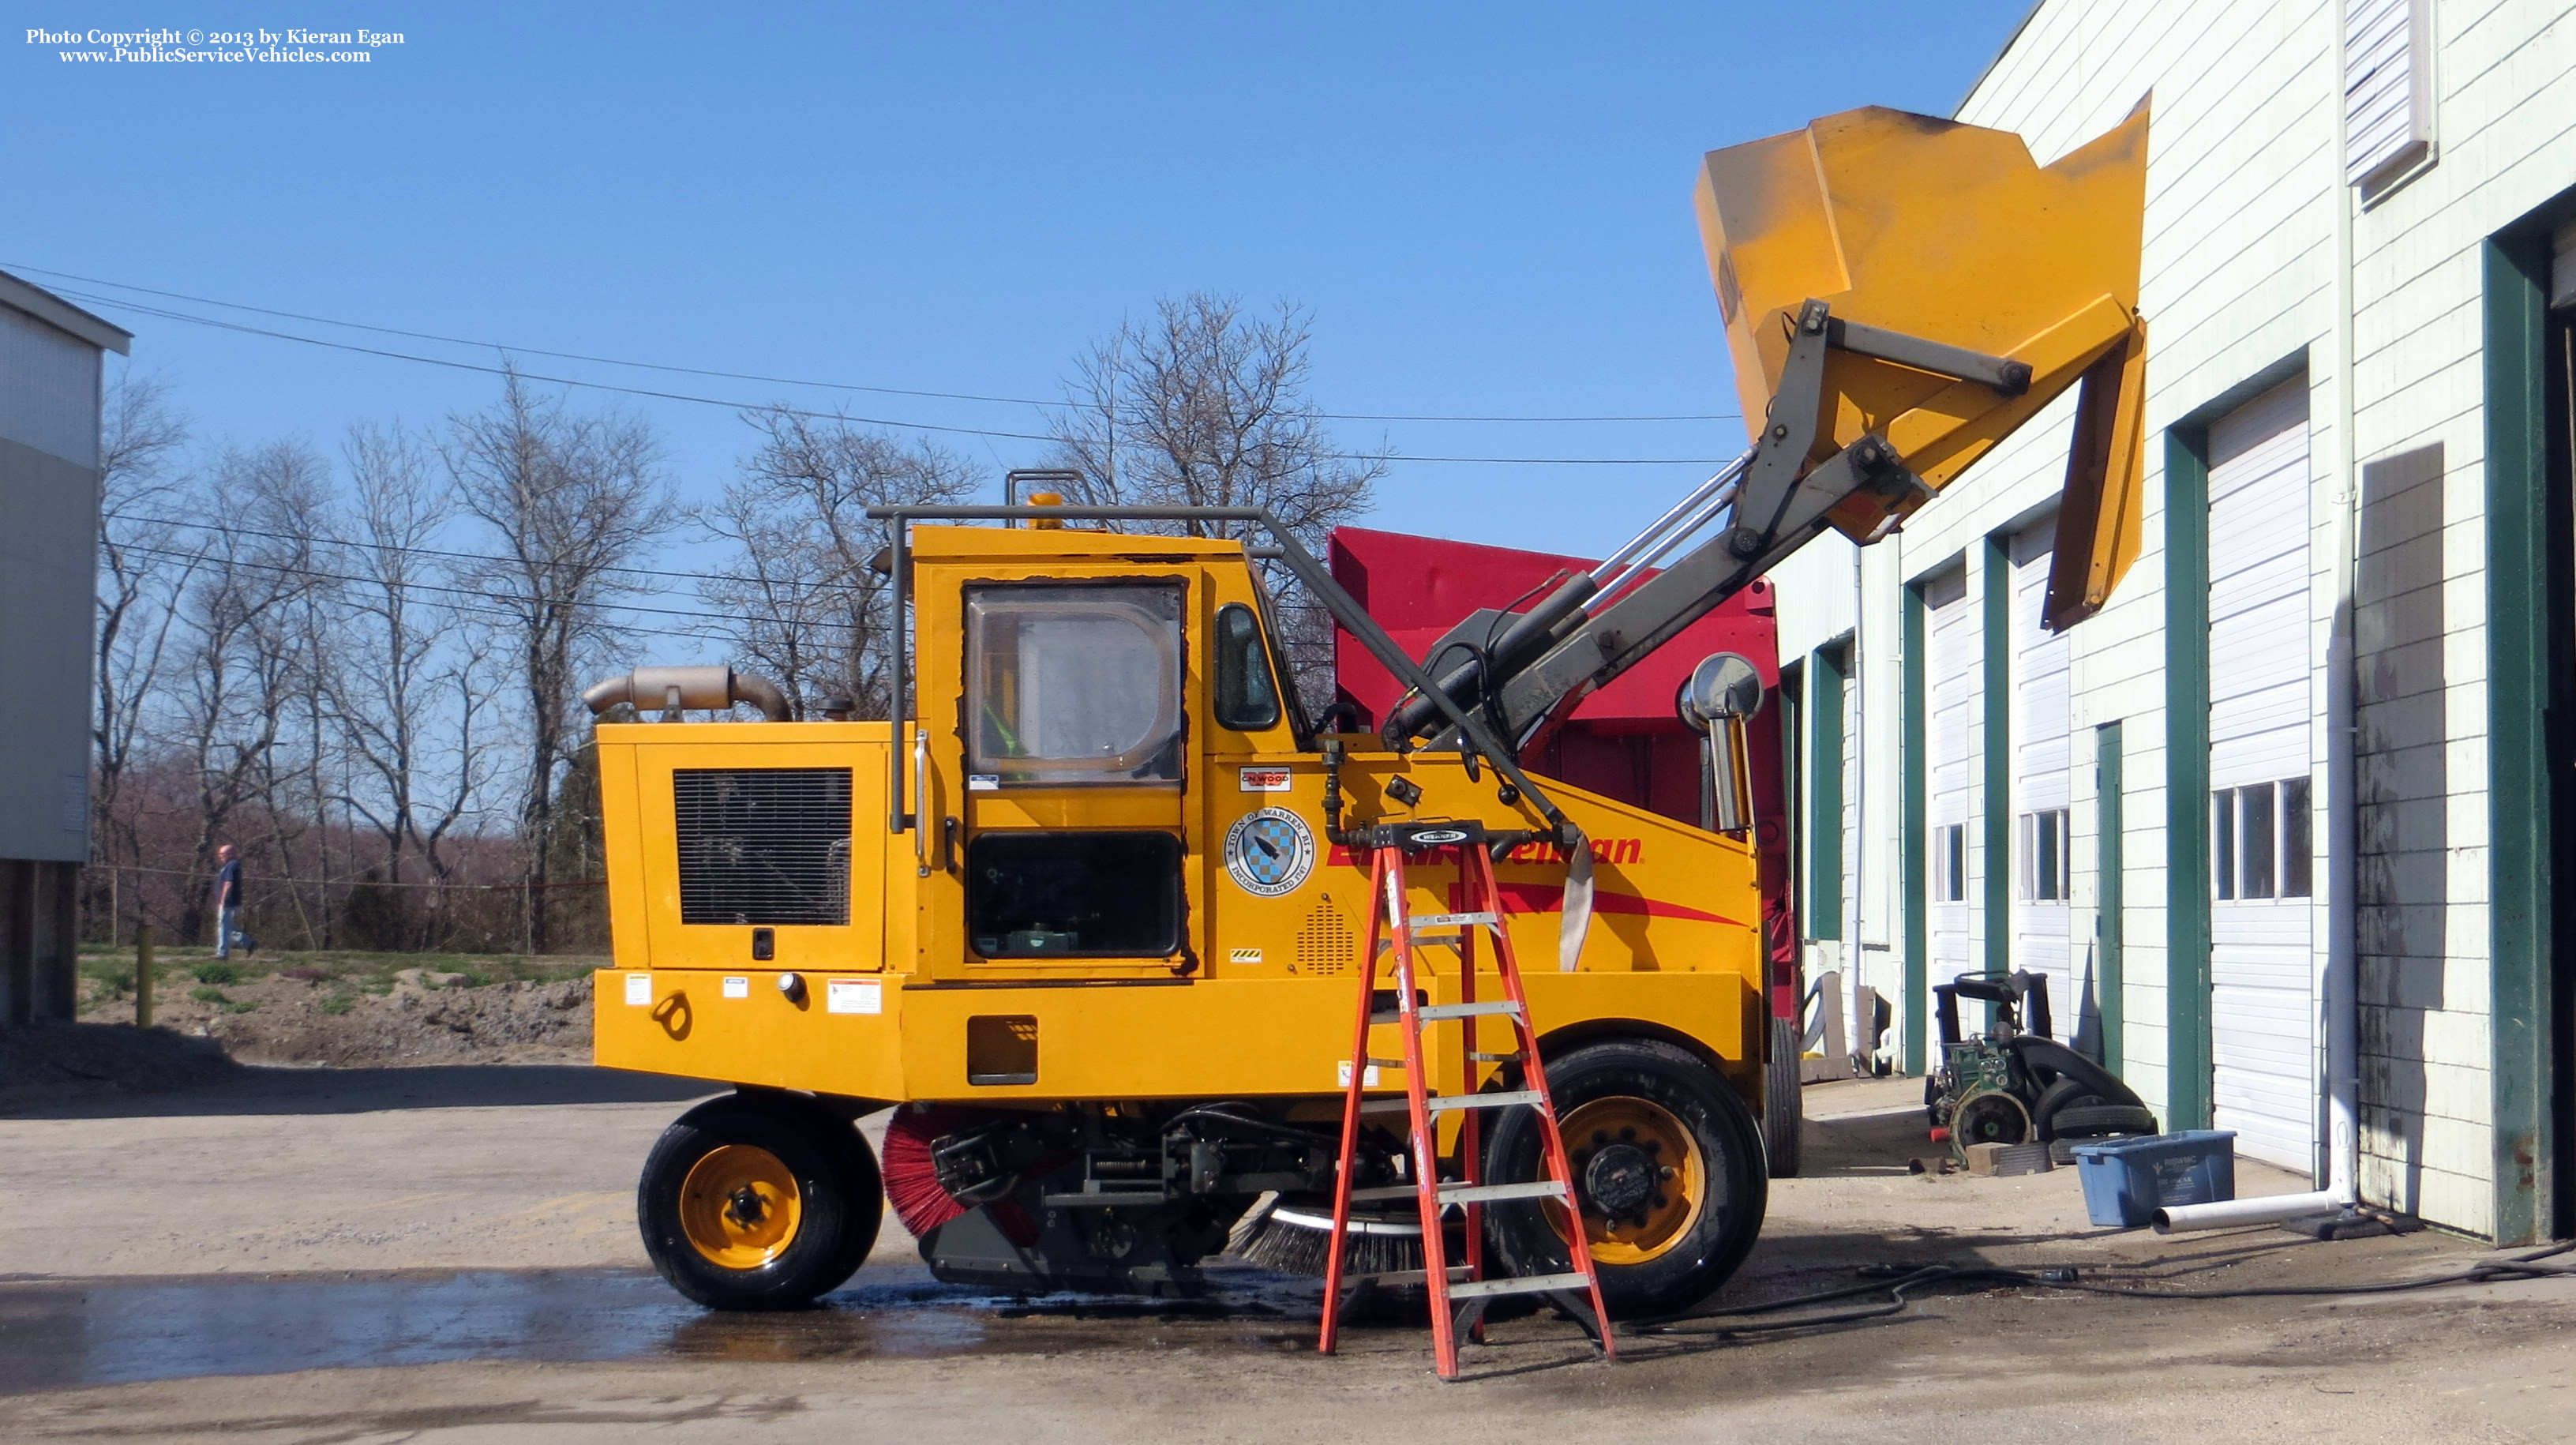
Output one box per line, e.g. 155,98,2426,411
89,861,602,891
115,509,880,599
9,260,1741,426
118,539,797,634
72,290,1732,465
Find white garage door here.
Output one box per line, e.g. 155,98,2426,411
2206,376,2317,1172
2010,525,2075,1042
1925,569,1977,988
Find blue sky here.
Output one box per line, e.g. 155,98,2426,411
4,3,2032,567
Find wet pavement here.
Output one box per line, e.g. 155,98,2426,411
0,1263,1330,1396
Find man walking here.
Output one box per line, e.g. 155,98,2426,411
212,844,251,960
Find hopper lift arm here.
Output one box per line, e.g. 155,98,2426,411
1382,102,2155,752
1381,300,2046,749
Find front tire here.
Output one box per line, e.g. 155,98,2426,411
1763,1014,1802,1177
1483,1038,1767,1320
639,1093,883,1310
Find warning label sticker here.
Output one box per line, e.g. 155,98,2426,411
827,978,883,1015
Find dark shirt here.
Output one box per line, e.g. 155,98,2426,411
216,859,243,910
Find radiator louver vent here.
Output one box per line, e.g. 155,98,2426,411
1295,896,1353,975
673,768,853,926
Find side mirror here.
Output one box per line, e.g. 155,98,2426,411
1676,651,1765,726
1677,652,1764,837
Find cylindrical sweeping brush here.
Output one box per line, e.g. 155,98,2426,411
881,1106,1038,1246
1225,1191,1431,1278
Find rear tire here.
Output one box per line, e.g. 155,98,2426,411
2052,1102,2159,1137
639,1093,883,1310
1762,1015,1802,1178
2031,1076,2105,1141
2032,1076,2158,1139
1483,1038,1766,1321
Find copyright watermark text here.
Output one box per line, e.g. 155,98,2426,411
25,27,405,63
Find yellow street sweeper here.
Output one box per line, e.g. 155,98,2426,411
588,100,2154,1319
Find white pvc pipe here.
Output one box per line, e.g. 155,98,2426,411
2153,1188,2339,1234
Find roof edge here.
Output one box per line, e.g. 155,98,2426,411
0,268,132,354
1954,0,2048,119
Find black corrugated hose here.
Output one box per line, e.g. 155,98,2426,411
1648,1240,2576,1338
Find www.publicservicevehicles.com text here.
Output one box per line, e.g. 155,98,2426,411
26,28,404,62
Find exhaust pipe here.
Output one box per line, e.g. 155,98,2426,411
582,666,793,722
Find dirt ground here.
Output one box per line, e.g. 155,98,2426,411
65,945,598,1072
1,1071,2569,1443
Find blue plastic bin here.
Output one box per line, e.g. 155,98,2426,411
2070,1132,2237,1228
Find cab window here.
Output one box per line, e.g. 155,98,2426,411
966,831,1183,958
1212,603,1281,731
966,583,1184,785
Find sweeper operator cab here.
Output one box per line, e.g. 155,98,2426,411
591,102,2154,1319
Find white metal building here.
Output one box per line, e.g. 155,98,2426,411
1766,0,2576,1241
0,270,128,1024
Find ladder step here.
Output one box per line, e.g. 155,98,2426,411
1342,1180,1569,1206
1356,1090,1548,1117
1369,1000,1523,1026
1410,911,1498,929
1444,1271,1596,1300
1466,1049,1525,1064
1439,1180,1569,1204
1427,1089,1544,1113
1355,1266,1472,1287
1419,1001,1521,1022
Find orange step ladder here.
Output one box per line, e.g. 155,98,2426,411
1315,821,1614,1379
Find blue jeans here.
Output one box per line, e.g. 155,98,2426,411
216,905,242,959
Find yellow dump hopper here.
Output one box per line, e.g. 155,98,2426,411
1697,103,2150,629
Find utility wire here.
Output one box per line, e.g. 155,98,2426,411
48,289,1738,467
116,540,797,634
11,260,1740,425
89,861,603,891
114,509,883,599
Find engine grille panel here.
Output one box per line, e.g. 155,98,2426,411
1295,896,1353,975
673,768,853,926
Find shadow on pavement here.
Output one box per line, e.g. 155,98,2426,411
2,1064,725,1120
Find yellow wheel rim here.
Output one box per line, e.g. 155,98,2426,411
1557,1096,1706,1266
678,1144,804,1270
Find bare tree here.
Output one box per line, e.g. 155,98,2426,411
701,410,978,720
324,422,496,944
92,372,196,938
1048,293,1385,704
448,371,675,952
170,441,332,944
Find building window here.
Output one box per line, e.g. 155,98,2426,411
1933,823,1967,903
2020,809,2070,901
2214,779,2312,902
2345,0,2433,187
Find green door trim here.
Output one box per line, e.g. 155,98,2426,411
2098,719,2125,1075
1902,583,1929,1076
1982,535,2012,984
2165,426,2214,1132
1808,643,1847,940
2484,229,2558,1246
